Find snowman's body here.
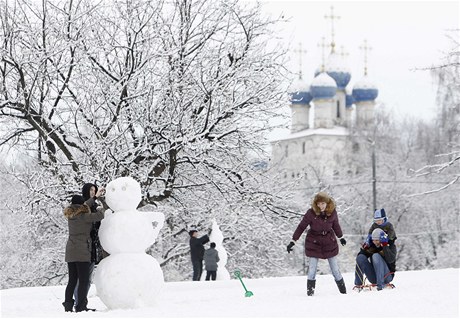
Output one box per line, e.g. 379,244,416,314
94,177,165,309
201,220,230,280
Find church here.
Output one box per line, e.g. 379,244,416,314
270,7,379,188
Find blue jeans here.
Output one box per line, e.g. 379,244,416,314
355,253,394,289
307,256,343,281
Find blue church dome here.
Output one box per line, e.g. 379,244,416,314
310,72,337,100
289,78,312,105
352,76,378,102
325,53,351,89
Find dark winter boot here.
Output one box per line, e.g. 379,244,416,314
76,306,96,312
62,300,74,312
335,278,347,294
307,279,316,296
75,298,96,312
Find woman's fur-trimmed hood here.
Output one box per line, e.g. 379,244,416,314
64,204,90,219
311,192,336,216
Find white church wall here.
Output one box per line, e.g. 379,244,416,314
313,99,335,128
269,133,350,181
355,101,376,126
290,104,310,132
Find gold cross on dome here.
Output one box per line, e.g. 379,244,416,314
293,42,307,80
359,39,373,76
317,36,328,72
324,6,341,54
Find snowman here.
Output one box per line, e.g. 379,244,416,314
94,176,165,309
201,219,230,280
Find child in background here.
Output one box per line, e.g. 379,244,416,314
203,242,220,281
363,208,397,248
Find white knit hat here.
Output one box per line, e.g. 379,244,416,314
372,228,385,240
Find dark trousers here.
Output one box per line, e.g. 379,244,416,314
205,271,217,281
73,262,94,305
192,259,203,281
65,262,91,308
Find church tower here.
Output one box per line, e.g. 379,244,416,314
353,40,379,127
310,70,336,129
289,43,311,133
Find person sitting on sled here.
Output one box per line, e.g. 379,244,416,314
363,208,397,249
354,228,397,291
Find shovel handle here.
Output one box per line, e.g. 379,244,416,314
234,270,249,292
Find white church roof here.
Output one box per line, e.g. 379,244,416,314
270,126,349,142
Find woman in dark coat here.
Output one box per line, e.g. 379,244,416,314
287,192,347,296
62,195,104,312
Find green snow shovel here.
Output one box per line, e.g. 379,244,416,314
234,270,254,297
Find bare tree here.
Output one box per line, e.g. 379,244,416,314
1,0,295,286
408,31,460,195
1,0,288,202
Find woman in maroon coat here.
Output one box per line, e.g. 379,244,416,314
287,192,347,296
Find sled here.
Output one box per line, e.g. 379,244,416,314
353,272,395,292
353,282,395,292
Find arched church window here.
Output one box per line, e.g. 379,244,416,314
302,142,306,154
337,100,341,118
285,145,288,158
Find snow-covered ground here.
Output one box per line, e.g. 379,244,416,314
1,268,459,318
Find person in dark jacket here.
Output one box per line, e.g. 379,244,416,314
62,195,105,312
73,183,107,307
355,228,397,290
189,230,210,281
286,192,347,296
82,182,107,264
204,242,220,281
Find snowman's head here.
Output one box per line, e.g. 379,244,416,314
105,177,142,212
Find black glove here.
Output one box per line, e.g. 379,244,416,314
339,238,347,246
287,241,295,253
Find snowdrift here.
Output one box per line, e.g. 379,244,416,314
1,268,458,317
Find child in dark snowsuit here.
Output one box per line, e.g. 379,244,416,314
363,208,397,249
203,242,220,281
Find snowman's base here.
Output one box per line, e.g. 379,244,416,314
94,253,164,309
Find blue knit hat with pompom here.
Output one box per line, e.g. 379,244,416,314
373,208,387,222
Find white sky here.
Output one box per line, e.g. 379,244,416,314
259,0,459,121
